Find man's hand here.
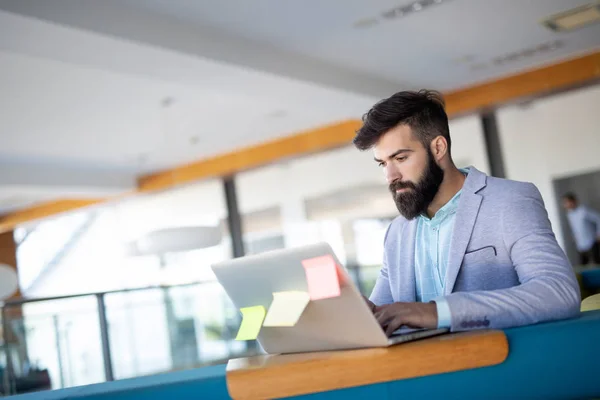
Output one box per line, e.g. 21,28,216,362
374,302,438,336
362,296,376,313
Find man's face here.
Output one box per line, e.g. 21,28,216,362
563,199,576,210
373,124,444,219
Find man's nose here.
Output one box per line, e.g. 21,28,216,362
385,165,402,185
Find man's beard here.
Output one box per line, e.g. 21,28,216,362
389,151,444,220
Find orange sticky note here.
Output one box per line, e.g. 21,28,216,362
301,255,341,300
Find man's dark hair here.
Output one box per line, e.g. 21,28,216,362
353,89,451,153
563,192,578,202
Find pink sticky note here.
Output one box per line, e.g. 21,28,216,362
301,255,341,300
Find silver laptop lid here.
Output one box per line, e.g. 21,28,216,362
212,242,389,353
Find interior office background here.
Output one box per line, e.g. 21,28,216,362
5,83,600,391
1,0,600,395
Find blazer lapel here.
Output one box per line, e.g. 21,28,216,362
398,219,417,302
443,167,486,295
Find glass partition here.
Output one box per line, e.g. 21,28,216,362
0,282,254,396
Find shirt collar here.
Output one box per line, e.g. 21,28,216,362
419,189,462,224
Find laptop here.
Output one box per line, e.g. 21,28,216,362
211,242,448,354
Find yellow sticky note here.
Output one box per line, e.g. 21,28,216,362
235,305,266,340
581,294,600,312
263,291,310,327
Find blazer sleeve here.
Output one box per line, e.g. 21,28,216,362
443,183,581,331
369,224,395,306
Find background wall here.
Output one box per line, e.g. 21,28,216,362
497,83,600,251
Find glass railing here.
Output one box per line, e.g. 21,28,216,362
0,264,379,396
0,281,258,396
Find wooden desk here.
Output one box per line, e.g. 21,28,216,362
226,330,508,400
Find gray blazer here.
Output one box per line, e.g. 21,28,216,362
370,166,581,331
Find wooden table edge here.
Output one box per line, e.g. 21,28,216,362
226,330,509,399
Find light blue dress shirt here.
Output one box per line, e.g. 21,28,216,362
566,205,600,252
414,175,466,328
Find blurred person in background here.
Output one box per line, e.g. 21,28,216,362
562,192,600,266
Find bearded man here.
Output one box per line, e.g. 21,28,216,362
354,90,580,335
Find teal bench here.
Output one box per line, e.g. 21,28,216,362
581,269,600,292
9,310,600,400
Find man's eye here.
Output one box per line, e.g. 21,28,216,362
378,162,385,167
396,156,407,162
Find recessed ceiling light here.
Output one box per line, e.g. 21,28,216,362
353,17,379,28
542,1,600,32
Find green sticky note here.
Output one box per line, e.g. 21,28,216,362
263,291,310,327
235,305,266,341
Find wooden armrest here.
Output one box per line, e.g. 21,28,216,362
226,330,508,399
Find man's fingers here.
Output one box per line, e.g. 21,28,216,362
385,317,403,337
374,303,391,314
375,309,393,327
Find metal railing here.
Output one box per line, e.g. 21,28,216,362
0,264,381,396
0,280,258,396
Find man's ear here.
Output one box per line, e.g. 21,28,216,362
429,136,448,162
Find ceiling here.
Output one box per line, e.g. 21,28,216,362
0,0,599,215
119,0,600,90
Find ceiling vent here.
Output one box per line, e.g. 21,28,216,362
353,0,449,28
467,40,564,71
381,0,446,20
491,40,564,66
542,1,600,32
